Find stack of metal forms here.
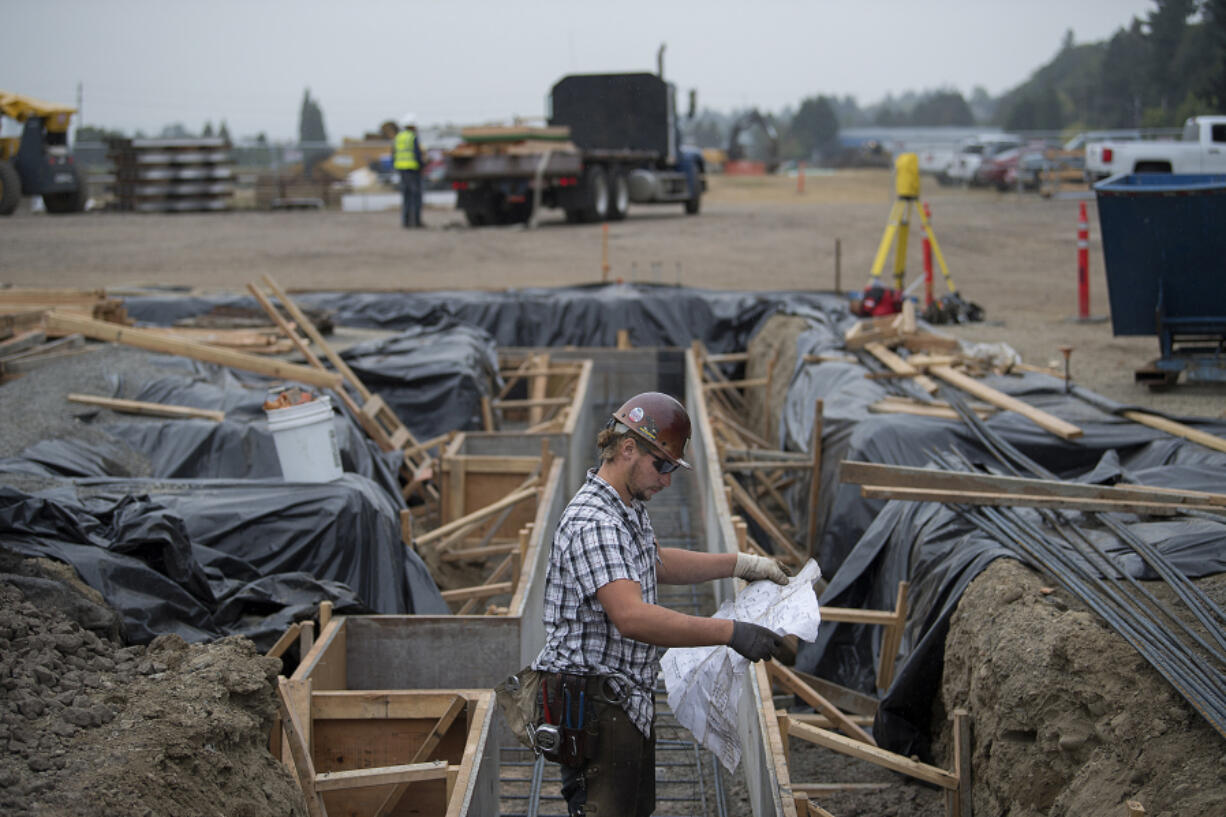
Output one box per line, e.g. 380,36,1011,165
107,138,234,212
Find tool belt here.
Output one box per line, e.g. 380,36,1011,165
496,669,625,768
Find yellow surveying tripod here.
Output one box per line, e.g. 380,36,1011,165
867,153,956,295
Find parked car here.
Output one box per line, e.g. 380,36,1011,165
974,147,1022,189
946,134,1023,186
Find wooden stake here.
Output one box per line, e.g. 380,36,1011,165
953,708,972,817
805,399,823,554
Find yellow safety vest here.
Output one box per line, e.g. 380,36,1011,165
394,130,420,171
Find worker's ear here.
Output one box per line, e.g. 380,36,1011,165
619,435,639,462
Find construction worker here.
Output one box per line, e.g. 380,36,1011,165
531,391,791,817
393,113,424,228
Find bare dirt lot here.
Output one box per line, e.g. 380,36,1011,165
3,170,1223,417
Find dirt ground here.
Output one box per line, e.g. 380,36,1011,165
3,171,1224,418
2,171,1225,817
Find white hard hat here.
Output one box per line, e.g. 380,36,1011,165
400,112,416,127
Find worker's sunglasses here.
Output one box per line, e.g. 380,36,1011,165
652,456,680,475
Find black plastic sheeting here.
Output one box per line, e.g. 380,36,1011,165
0,477,447,648
339,315,501,442
120,282,847,354
0,354,448,649
760,303,1226,760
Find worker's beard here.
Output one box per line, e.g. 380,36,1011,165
626,458,665,503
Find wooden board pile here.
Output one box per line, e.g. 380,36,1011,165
448,125,577,158
0,288,130,381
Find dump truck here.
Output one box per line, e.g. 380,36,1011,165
0,91,88,215
444,72,705,226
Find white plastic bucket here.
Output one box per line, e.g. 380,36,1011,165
265,395,344,482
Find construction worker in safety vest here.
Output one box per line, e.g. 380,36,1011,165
394,113,424,228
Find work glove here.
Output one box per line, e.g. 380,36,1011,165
733,552,789,586
728,621,784,662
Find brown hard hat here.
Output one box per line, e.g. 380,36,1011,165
611,392,692,470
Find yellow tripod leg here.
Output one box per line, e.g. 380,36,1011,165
893,200,912,291
868,200,905,283
917,204,958,294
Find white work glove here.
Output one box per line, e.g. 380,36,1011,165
734,553,789,586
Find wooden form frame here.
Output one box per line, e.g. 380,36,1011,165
273,669,492,817
486,353,590,434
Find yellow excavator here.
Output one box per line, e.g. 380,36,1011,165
0,90,88,216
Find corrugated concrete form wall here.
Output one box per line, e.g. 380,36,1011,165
686,347,793,817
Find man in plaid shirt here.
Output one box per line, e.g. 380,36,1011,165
532,392,791,817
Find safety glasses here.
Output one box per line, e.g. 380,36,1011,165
652,456,680,475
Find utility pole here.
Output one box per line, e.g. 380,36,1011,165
75,81,83,147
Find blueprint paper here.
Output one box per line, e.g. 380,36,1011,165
661,559,822,771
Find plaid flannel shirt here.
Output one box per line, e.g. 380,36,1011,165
532,468,660,736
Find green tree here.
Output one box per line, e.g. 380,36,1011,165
298,88,330,176
1146,0,1196,113
299,89,327,144
911,91,974,125
788,96,839,157
1097,19,1149,126
218,120,231,144
202,121,214,138
1203,0,1226,108
1004,84,1063,130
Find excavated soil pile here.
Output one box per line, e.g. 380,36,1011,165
0,547,306,817
939,558,1226,817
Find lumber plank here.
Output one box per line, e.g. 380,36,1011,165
818,606,896,625
313,760,449,792
786,719,958,789
311,691,481,720
928,364,1083,439
768,662,876,745
43,311,341,389
275,678,327,817
840,460,1226,508
805,399,823,554
863,342,939,394
1122,410,1226,456
417,484,539,547
266,623,303,659
724,476,807,564
0,329,47,357
67,393,225,422
439,581,514,602
859,485,1221,515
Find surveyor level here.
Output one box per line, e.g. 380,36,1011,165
868,153,957,294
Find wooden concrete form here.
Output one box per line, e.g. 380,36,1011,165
275,656,495,817
685,346,795,817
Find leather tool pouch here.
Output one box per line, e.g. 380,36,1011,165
495,669,600,767
494,667,542,751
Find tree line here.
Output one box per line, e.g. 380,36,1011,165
687,0,1226,162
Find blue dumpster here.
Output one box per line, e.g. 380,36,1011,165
1094,173,1226,384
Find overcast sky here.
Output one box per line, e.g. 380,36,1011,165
6,0,1157,142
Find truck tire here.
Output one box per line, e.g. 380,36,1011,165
581,165,609,223
608,170,629,221
42,165,88,214
0,160,21,216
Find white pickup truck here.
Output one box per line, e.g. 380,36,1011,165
1085,115,1226,180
